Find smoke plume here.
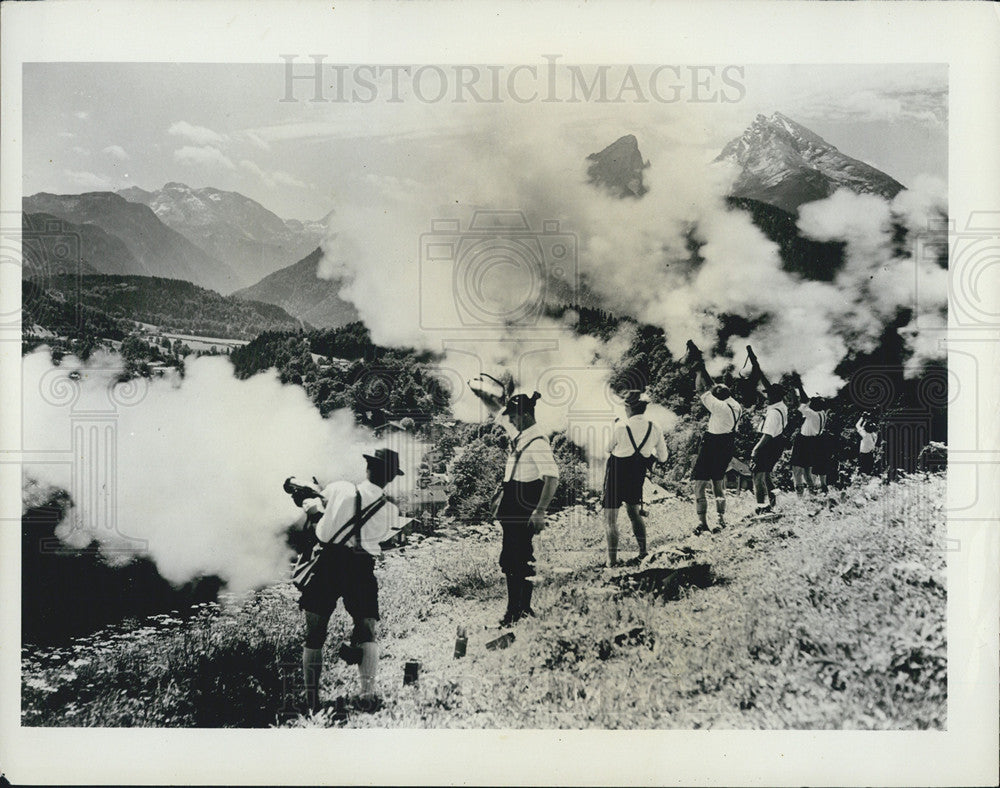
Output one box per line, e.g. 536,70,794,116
22,350,419,591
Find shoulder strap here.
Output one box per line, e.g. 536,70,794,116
625,423,654,456
326,487,388,546
507,435,544,479
726,402,739,433
768,404,786,433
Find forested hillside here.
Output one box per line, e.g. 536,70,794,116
34,274,304,339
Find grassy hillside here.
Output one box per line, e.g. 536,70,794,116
22,473,945,729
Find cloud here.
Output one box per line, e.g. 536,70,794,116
71,146,90,156
103,145,130,160
174,145,235,170
239,159,309,189
272,170,308,189
63,169,112,189
168,120,228,147
73,111,90,121
57,131,75,139
243,130,270,151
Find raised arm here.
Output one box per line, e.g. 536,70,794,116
792,372,808,404
684,340,714,394
746,345,771,392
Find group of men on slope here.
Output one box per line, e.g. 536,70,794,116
283,345,880,712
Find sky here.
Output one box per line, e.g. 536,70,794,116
22,62,947,223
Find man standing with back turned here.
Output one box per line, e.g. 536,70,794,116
603,390,669,565
683,341,744,535
288,448,405,713
747,350,788,517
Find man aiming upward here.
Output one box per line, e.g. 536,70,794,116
603,390,669,565
683,341,744,535
856,416,879,476
746,347,788,516
789,372,828,497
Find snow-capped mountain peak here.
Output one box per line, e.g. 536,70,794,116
715,112,905,213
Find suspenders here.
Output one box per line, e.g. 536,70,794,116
625,422,654,456
505,434,544,481
725,402,739,433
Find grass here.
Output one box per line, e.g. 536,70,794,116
22,473,946,729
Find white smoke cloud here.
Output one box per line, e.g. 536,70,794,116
22,350,420,592
318,111,947,419
797,178,949,379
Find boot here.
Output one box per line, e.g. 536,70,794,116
519,578,535,620
500,573,519,627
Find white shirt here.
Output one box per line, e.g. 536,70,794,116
798,403,828,437
304,479,399,557
700,392,743,435
495,414,560,482
609,414,669,461
759,402,788,437
857,418,878,453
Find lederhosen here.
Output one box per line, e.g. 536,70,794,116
603,422,653,508
752,405,787,474
296,488,387,621
691,400,739,481
792,409,827,469
497,434,545,580
810,411,835,477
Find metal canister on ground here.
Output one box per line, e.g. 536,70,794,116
403,660,420,685
453,625,468,659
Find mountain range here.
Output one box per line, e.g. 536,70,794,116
117,183,329,289
22,192,239,294
714,111,905,214
23,113,906,334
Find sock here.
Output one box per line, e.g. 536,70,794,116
302,646,323,712
715,497,726,520
696,499,708,526
359,642,378,699
631,518,647,555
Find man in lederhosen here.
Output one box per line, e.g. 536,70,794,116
856,416,879,476
790,374,827,497
603,390,669,566
746,351,789,516
288,448,404,712
682,344,744,535
473,387,560,626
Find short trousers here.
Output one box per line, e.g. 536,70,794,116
790,433,819,468
751,435,785,474
691,432,736,481
603,454,648,507
298,544,380,620
811,433,836,476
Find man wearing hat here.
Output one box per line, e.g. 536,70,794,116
603,390,669,565
472,385,560,626
289,448,405,712
687,357,743,536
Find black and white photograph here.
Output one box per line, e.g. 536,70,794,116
1,2,997,786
